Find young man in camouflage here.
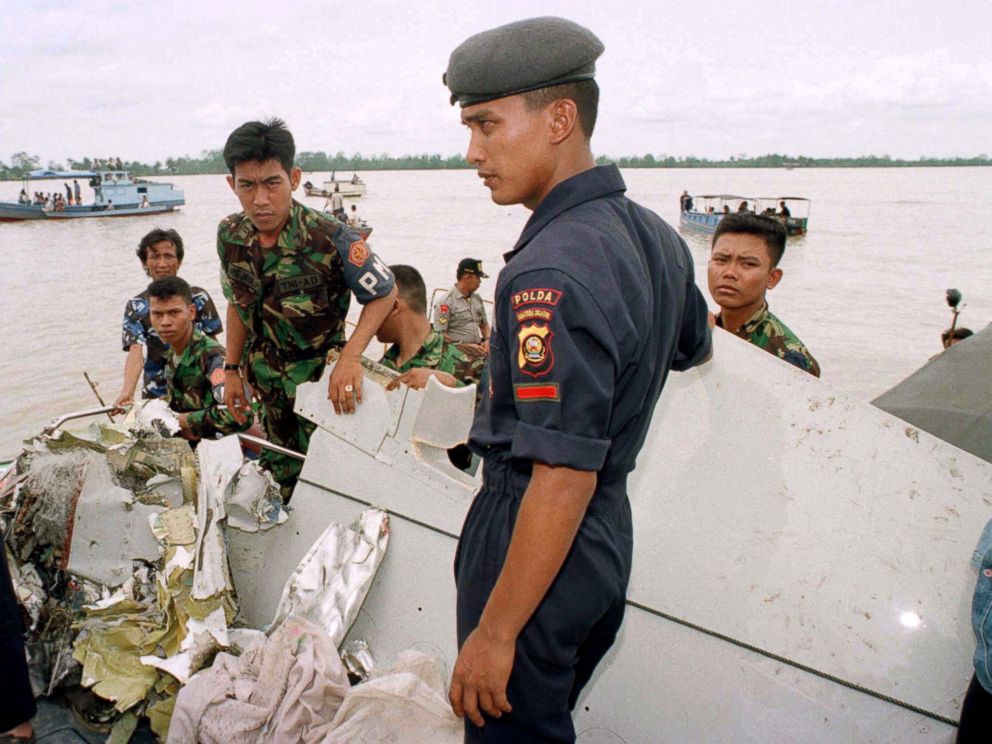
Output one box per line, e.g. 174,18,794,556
377,265,485,389
115,228,222,409
146,276,250,440
218,118,396,496
708,213,820,376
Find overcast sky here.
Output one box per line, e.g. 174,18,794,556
2,0,990,165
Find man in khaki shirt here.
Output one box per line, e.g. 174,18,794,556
433,257,490,357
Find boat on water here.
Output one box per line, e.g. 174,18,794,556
303,175,367,199
680,194,811,236
0,169,184,221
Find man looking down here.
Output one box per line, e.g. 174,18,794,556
377,264,485,390
217,118,396,497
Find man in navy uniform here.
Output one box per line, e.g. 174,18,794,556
444,17,712,743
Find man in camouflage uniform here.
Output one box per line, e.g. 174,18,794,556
377,265,485,389
146,276,251,439
707,213,820,376
115,228,222,409
218,119,396,496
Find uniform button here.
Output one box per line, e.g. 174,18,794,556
984,569,992,578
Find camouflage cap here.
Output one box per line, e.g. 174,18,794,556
444,17,604,107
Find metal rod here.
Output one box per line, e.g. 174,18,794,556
236,433,306,461
42,406,117,435
83,372,116,422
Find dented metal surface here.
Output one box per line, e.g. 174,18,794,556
268,508,389,646
245,332,988,742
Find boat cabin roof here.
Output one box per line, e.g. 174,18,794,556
26,169,99,179
26,169,135,180
694,194,810,203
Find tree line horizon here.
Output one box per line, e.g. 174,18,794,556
3,150,990,179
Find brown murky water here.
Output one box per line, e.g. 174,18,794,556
2,167,990,457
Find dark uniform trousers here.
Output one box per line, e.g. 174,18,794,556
0,544,36,732
455,451,633,744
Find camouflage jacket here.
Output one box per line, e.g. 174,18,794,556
165,328,250,438
717,302,821,377
380,329,485,386
122,286,222,399
217,200,394,361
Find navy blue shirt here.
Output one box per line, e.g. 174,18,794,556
469,165,711,502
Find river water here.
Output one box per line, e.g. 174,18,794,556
2,167,990,458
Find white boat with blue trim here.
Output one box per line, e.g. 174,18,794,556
0,169,184,221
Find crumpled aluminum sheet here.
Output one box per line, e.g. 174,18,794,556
192,438,238,600
65,457,165,586
133,399,180,436
268,508,389,646
225,462,288,533
341,639,375,681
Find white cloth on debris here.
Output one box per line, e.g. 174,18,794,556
167,621,460,744
324,650,461,744
166,617,349,744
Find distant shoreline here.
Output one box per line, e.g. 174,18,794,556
2,153,989,180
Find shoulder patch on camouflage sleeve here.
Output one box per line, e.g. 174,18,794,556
209,367,225,386
348,240,370,267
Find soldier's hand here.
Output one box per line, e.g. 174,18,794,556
328,354,363,415
449,625,514,727
387,368,459,391
112,391,133,415
176,413,199,441
224,371,250,425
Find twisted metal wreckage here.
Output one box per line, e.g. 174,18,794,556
1,400,461,743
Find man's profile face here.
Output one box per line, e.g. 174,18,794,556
461,273,482,294
461,95,554,209
149,295,196,347
375,298,403,345
227,159,301,237
144,240,181,279
707,233,782,312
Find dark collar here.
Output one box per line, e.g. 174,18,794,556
503,164,627,263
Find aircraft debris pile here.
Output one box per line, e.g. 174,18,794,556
2,401,459,741
0,403,286,739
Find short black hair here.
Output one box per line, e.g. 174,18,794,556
713,213,787,267
147,275,192,305
390,264,427,316
223,118,295,176
137,228,184,264
522,79,599,139
941,327,974,344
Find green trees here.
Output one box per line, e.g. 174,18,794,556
2,151,989,180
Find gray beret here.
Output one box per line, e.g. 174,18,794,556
444,17,604,107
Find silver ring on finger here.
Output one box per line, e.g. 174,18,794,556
344,384,354,392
